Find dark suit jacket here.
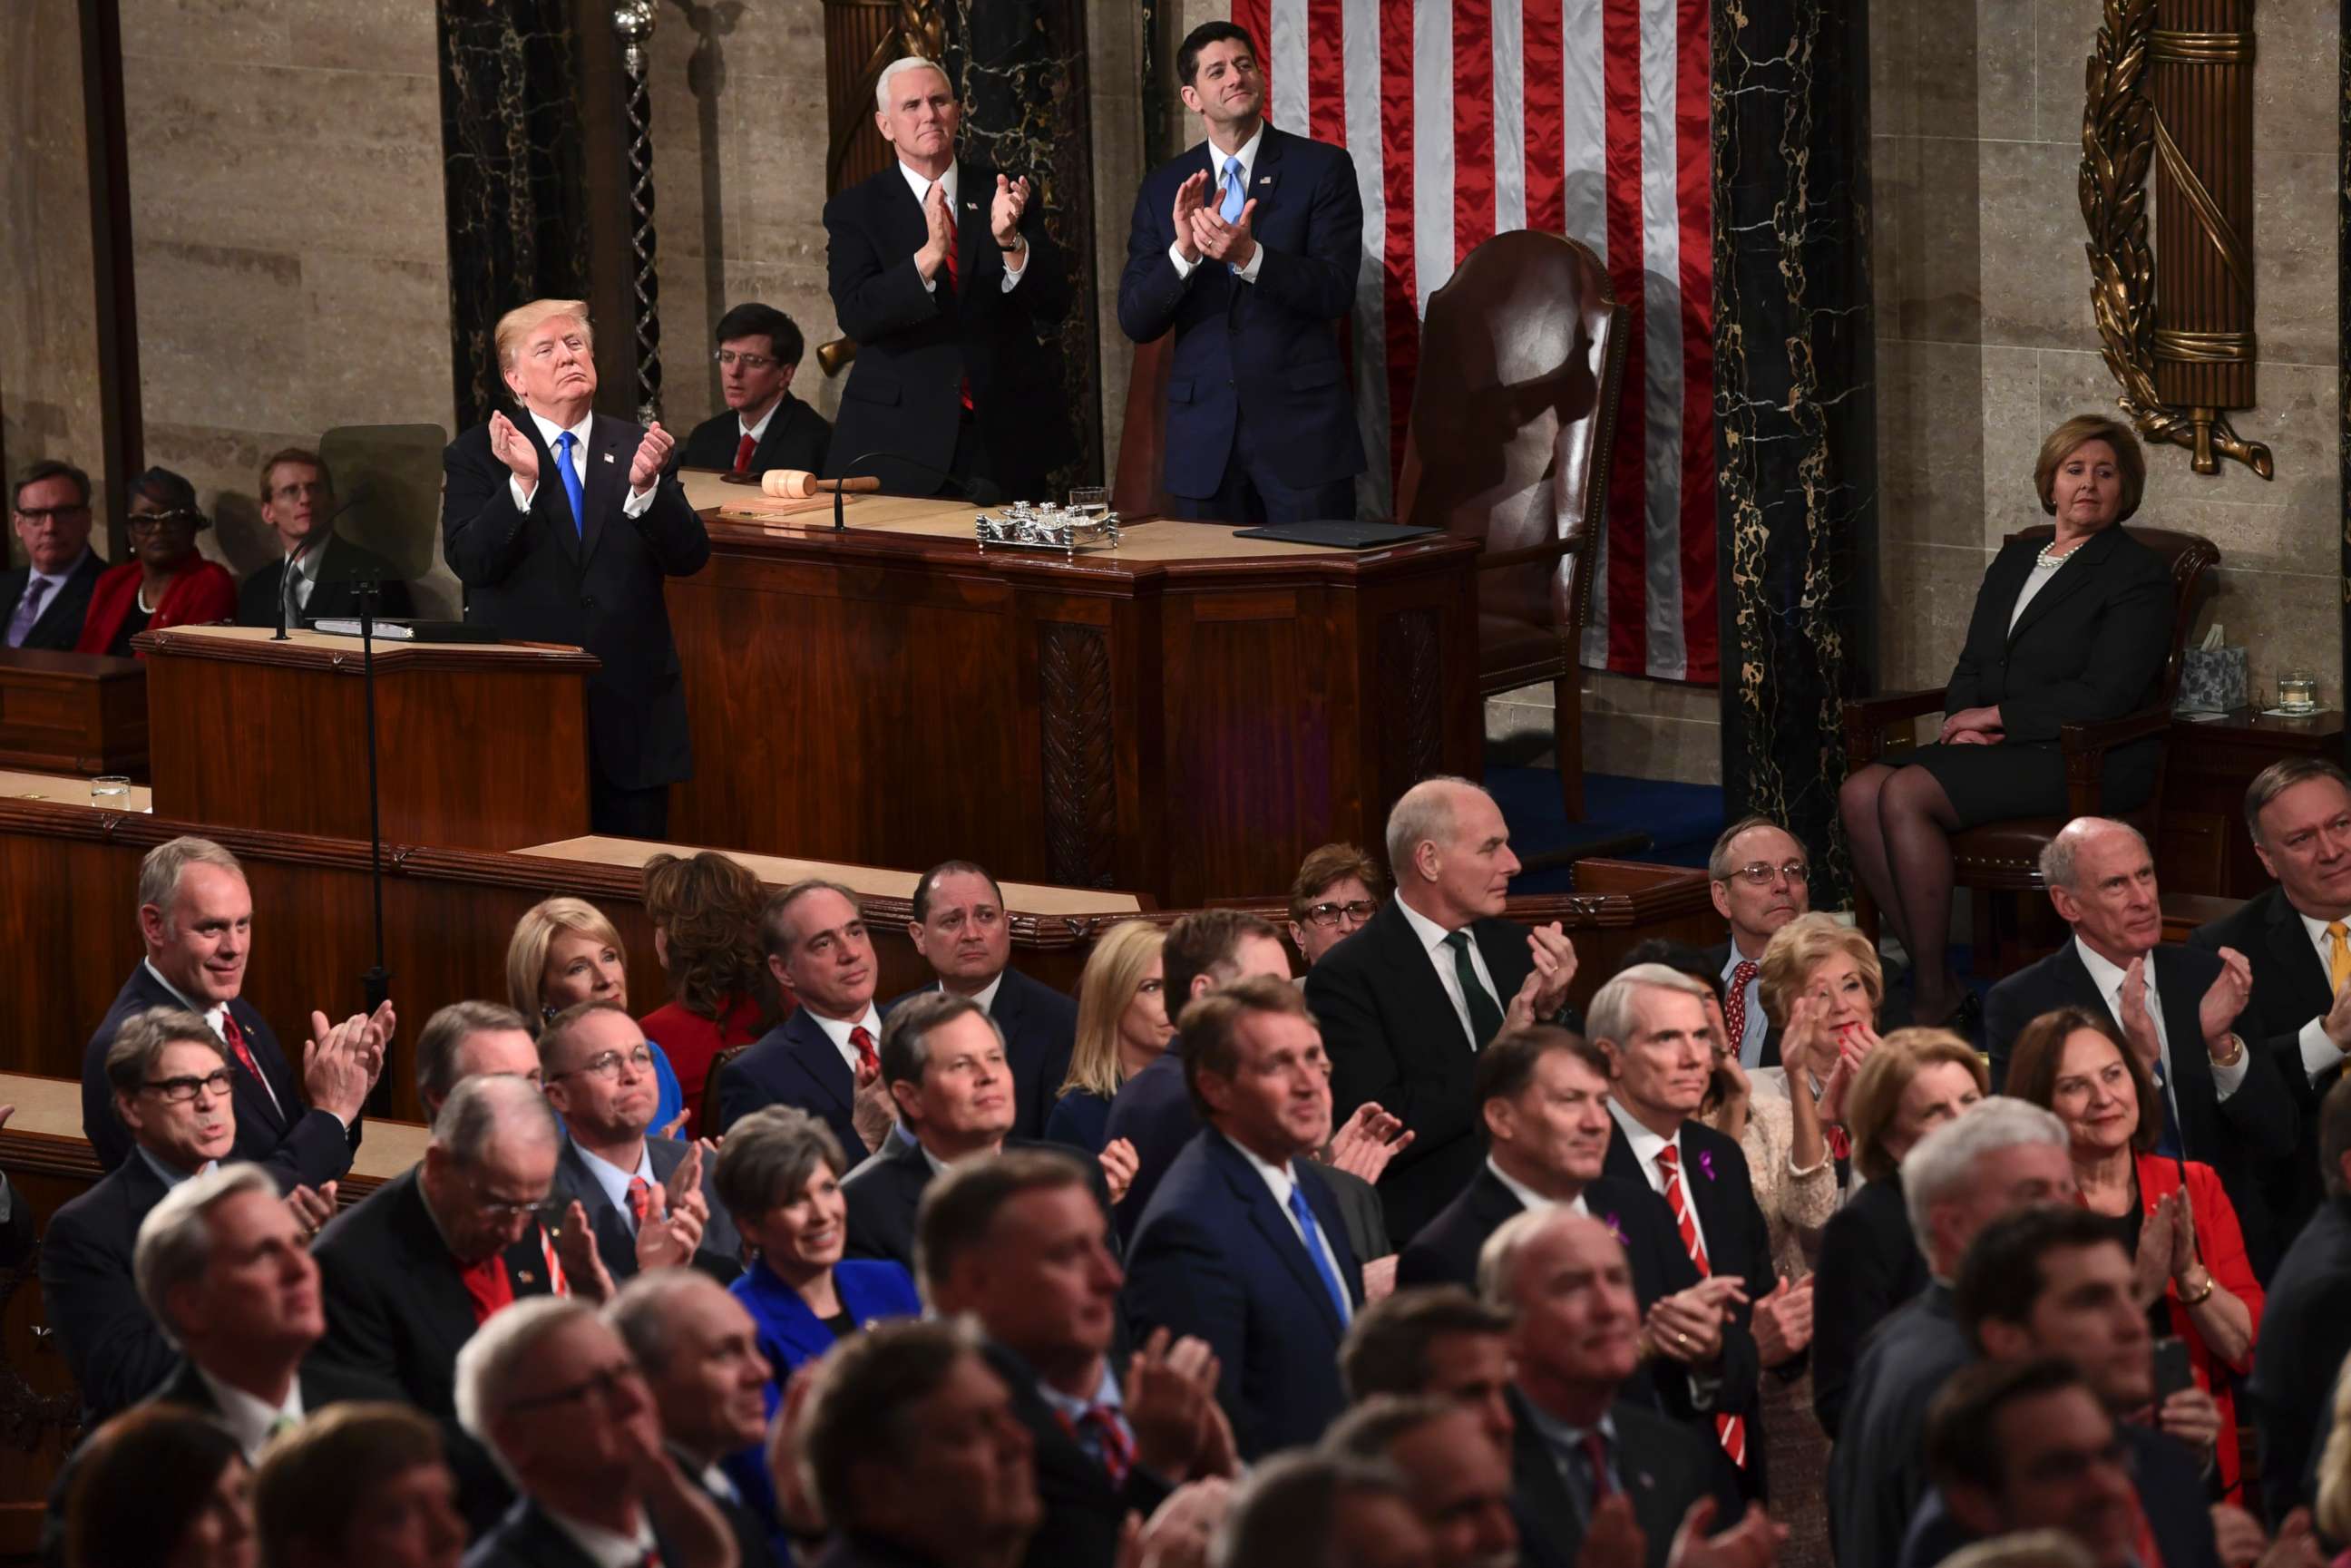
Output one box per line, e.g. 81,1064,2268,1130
714,1007,866,1158
1702,938,1779,1067
1125,1126,1363,1459
463,1497,685,1568
888,969,1078,1142
1827,1283,1971,1568
232,532,415,629
1305,899,1542,1242
824,158,1073,502
441,411,711,792
39,1153,179,1419
82,964,360,1190
0,550,102,650
1811,1173,1928,1440
2250,1194,2351,1520
679,394,832,478
1512,1391,1742,1568
1896,1422,2221,1568
549,1135,743,1284
984,1343,1175,1568
840,1135,1112,1271
1116,125,1367,498
673,1443,784,1568
1985,938,2297,1271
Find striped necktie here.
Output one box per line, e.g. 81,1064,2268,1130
1655,1144,1746,1467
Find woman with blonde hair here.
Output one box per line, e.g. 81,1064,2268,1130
504,896,686,1133
1044,921,1169,1157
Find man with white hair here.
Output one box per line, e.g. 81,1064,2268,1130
824,55,1070,504
1985,813,2295,1268
1307,774,1580,1240
1826,1096,2078,1568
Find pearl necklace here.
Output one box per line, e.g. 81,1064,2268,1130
2035,539,2083,570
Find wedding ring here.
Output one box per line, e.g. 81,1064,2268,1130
1676,1330,1691,1349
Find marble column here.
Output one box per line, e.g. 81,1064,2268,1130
1712,0,1879,906
434,1,592,432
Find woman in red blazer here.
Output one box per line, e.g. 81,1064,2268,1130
2007,1005,2263,1497
76,468,235,657
638,849,780,1135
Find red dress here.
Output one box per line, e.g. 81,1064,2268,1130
2134,1153,2262,1496
75,560,236,657
639,992,769,1137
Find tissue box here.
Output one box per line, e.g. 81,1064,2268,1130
2175,646,2248,715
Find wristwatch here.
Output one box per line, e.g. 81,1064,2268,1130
2207,1032,2246,1068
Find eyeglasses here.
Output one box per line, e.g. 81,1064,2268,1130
713,349,778,371
126,509,200,533
1299,899,1379,928
467,1185,555,1221
12,505,89,524
505,1360,644,1416
1724,862,1810,888
548,1046,655,1083
143,1068,235,1103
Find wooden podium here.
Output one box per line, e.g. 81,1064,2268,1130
132,626,597,852
0,648,147,776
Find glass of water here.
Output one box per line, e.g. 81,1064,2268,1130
90,775,131,807
1068,485,1108,515
2279,669,2319,715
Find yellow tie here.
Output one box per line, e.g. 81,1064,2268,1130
2328,921,2351,993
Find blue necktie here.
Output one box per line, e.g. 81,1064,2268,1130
553,430,586,536
1220,154,1246,222
1286,1183,1351,1326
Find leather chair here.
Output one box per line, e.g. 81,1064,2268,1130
1393,232,1628,820
1112,332,1176,520
1839,524,2219,975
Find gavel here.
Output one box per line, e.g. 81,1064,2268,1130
762,470,882,500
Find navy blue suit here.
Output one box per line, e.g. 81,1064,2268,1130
548,1135,743,1285
39,1153,178,1421
730,1255,921,1393
1124,1126,1363,1458
713,1008,866,1159
1103,1051,1194,1239
1117,124,1366,520
887,969,1078,1142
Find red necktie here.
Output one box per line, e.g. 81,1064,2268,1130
1722,960,1758,1057
218,1010,284,1120
731,433,757,474
626,1176,653,1228
1058,1406,1134,1486
850,1025,878,1077
459,1252,514,1325
1581,1430,1615,1498
1655,1144,1747,1467
938,203,974,412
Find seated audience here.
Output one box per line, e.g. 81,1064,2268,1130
639,850,776,1136
894,859,1078,1141
1340,1286,1518,1449
75,465,236,657
1704,815,1812,1066
1479,1209,1763,1568
1309,775,1579,1242
1126,978,1364,1458
1288,842,1387,969
1322,1395,1518,1568
1920,1360,2161,1568
1813,1027,1986,1437
453,1297,737,1568
62,1407,254,1568
542,1001,740,1282
251,1403,468,1568
2252,1073,2351,1522
506,897,687,1134
680,302,832,477
1841,414,2173,1028
1043,919,1168,1155
1212,1450,1437,1568
5,458,102,649
794,1318,1043,1568
414,999,541,1120
607,1270,784,1567
84,835,378,1186
2003,1006,2260,1496
920,1149,1234,1568
716,881,891,1154
232,446,413,630
715,1107,920,1391
1829,1098,2076,1568
1985,818,2293,1271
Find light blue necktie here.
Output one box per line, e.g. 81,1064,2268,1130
1286,1183,1351,1326
1219,154,1246,222
553,430,586,537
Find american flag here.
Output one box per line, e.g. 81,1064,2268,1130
1231,0,1719,682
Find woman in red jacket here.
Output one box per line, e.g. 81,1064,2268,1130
638,849,778,1135
76,467,235,657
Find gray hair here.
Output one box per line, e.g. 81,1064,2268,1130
604,1266,717,1378
132,1162,279,1342
714,1105,850,1228
1585,962,1712,1047
2246,756,2351,846
431,1071,560,1167
454,1295,598,1455
1900,1096,2070,1252
105,1006,224,1096
874,55,951,113
2036,817,2148,892
1383,775,1480,882
1475,1207,1554,1308
1212,1451,1413,1568
136,835,243,919
877,989,1003,1090
415,999,532,1105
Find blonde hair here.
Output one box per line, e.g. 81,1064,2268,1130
493,299,592,371
1846,1027,1989,1182
2317,1364,2351,1542
1756,912,1884,1032
2033,413,2145,523
1062,921,1166,1100
505,896,627,1032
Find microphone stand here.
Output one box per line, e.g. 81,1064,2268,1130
356,577,393,1117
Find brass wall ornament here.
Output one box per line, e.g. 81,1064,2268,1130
2079,0,2273,479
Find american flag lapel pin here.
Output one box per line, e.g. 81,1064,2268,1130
515,1268,537,1284
602,452,614,463
965,199,980,211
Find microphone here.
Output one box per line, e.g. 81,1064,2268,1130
274,490,370,642
768,453,1005,531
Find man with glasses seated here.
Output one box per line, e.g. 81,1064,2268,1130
678,303,832,478
542,1001,739,1284
1704,816,1812,1068
5,458,103,649
1288,842,1386,971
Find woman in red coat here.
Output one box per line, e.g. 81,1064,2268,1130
76,467,235,657
638,849,779,1135
2007,1004,2262,1497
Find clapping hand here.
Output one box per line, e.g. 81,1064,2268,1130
1321,1103,1413,1183
1503,923,1579,1031
918,181,957,281
1646,1275,1743,1365
2119,957,2162,1070
851,1055,897,1154
990,173,1030,248
1099,1137,1140,1204
1751,1275,1814,1367
633,1178,707,1271
488,411,541,487
1668,1498,1786,1568
1170,170,1211,264
1188,194,1257,269
1115,1478,1234,1568
300,1010,376,1122
287,1181,337,1242
554,1198,617,1304
1125,1328,1228,1481
627,421,674,494
2199,947,2254,1051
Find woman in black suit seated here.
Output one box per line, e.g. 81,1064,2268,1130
1839,414,2175,1027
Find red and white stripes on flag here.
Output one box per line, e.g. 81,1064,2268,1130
1232,0,1719,683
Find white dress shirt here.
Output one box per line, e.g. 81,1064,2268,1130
1486,1156,1590,1218
512,408,658,519
897,160,1027,293
1168,124,1268,284
573,1140,656,1234
1606,1099,1709,1257
2294,910,2351,1082
2009,555,2065,630
737,394,780,447
196,1368,304,1463
1718,942,1771,1067
2073,937,2246,1104
1395,895,1504,1051
808,1003,888,1077
539,1505,658,1568
142,959,304,1125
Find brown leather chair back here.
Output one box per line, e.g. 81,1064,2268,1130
1396,232,1627,638
2004,524,2219,709
1112,333,1177,521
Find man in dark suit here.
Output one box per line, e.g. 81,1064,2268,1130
542,1001,740,1283
83,836,379,1187
442,297,711,838
1322,1396,1520,1568
716,881,892,1156
2191,756,2351,1238
1126,978,1365,1458
1702,817,1810,1068
1483,1209,1755,1568
1117,21,1366,523
1308,776,1578,1242
232,446,413,630
5,458,103,649
824,57,1071,503
2251,1073,2351,1522
678,302,832,480
922,1149,1234,1568
1986,815,2297,1270
894,860,1077,1141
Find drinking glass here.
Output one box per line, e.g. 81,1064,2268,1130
90,775,131,807
2279,669,2319,715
